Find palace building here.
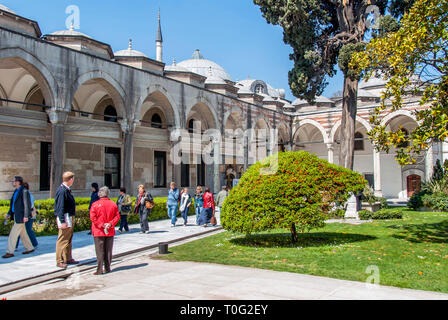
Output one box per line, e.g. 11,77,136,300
0,4,445,201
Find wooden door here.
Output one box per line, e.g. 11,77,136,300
407,175,421,197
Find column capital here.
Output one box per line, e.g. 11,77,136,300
326,142,335,150
119,118,138,134
46,108,69,125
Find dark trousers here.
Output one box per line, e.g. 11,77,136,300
139,210,150,232
119,215,129,231
94,236,114,273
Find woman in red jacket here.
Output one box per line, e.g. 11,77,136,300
90,186,120,275
199,187,215,228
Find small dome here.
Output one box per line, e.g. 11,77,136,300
0,4,16,14
165,58,192,72
178,49,232,81
50,24,92,39
114,39,148,58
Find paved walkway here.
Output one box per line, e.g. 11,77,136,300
0,213,221,286
5,255,448,300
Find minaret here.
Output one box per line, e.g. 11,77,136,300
156,10,163,62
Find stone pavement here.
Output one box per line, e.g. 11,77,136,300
5,254,448,300
0,213,221,286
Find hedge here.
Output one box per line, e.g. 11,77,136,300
0,196,194,236
358,209,403,220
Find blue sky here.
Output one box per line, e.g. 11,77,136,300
2,0,344,102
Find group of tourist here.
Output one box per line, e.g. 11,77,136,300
2,172,229,276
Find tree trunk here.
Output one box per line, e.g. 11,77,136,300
290,223,298,243
338,75,358,170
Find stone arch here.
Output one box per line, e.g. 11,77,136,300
136,85,180,129
0,47,57,107
380,110,417,127
185,95,219,130
402,168,425,198
223,106,245,131
69,70,126,118
329,116,373,144
294,119,329,144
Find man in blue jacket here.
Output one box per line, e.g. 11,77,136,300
167,182,180,227
54,171,78,269
2,176,34,258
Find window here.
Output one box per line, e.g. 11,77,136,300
151,113,163,129
181,153,190,187
40,142,52,191
364,173,374,189
154,151,166,188
188,119,195,133
104,105,117,122
197,159,206,187
398,128,409,148
354,132,364,151
104,147,121,189
254,83,264,94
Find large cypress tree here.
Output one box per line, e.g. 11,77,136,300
253,0,413,169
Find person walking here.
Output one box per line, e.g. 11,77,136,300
179,188,192,226
199,187,215,228
117,187,132,233
87,183,100,235
167,182,180,227
15,182,38,249
194,186,204,225
134,185,153,234
215,186,229,218
90,186,120,275
54,171,79,269
2,176,34,258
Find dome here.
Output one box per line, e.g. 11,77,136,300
177,49,232,81
0,4,15,14
114,40,148,58
50,24,92,39
165,58,193,73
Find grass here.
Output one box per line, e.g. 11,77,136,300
156,208,448,293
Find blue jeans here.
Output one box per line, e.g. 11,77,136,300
181,206,190,225
195,206,202,225
16,218,38,248
167,205,178,225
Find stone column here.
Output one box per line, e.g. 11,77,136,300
425,144,434,182
47,109,68,198
120,119,137,195
373,150,383,197
213,136,222,194
326,143,334,164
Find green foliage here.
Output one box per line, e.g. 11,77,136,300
338,43,366,81
361,186,389,208
352,0,448,165
372,15,401,38
0,196,178,236
408,190,428,210
358,209,403,220
422,193,448,212
221,151,366,239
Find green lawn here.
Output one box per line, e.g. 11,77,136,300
156,209,448,293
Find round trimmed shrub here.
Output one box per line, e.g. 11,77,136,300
221,151,367,242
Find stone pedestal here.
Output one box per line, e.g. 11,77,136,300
344,194,359,219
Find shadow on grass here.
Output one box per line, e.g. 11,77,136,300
230,232,376,248
388,219,448,243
